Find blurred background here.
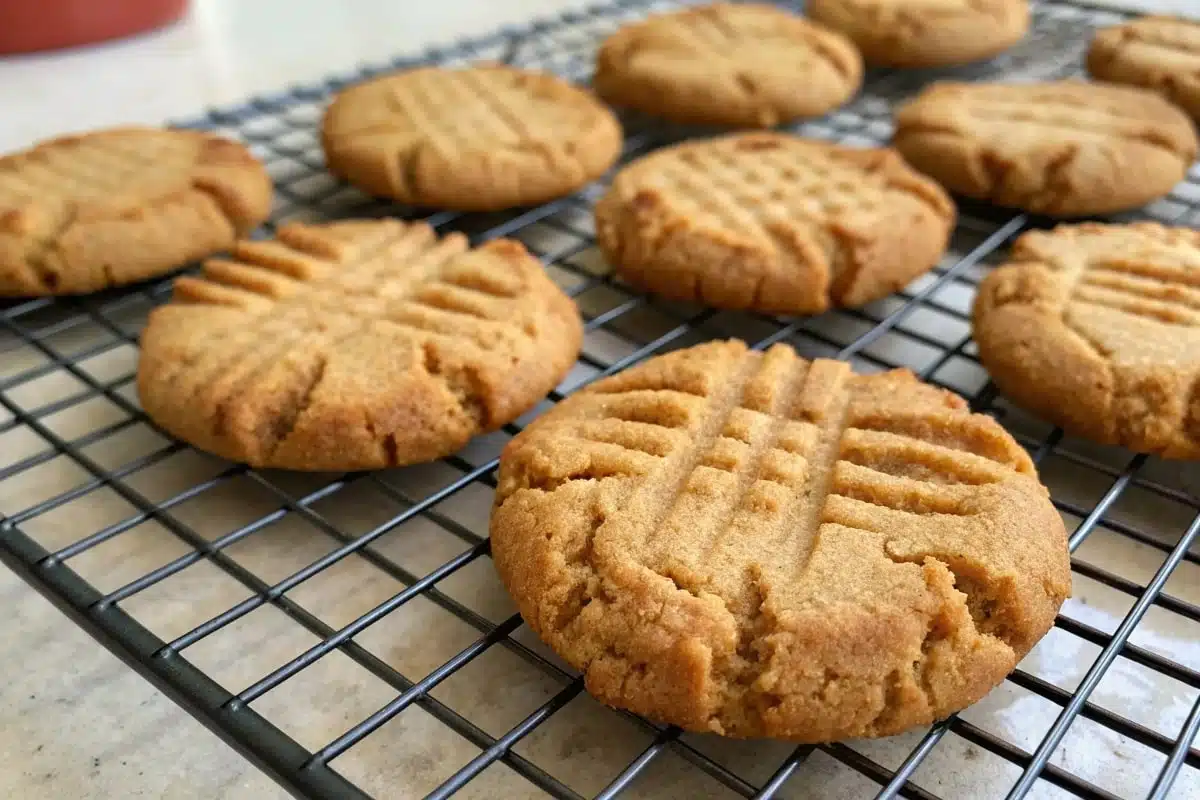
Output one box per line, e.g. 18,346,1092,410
0,0,598,150
3,0,1195,152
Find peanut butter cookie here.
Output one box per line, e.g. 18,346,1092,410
322,65,622,211
893,80,1199,217
0,126,271,296
974,222,1200,458
138,219,583,471
1088,15,1200,122
807,0,1029,68
595,132,955,315
592,3,862,128
491,339,1070,741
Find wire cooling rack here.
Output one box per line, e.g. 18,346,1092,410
2,1,1199,798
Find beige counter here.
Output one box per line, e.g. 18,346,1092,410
0,567,286,799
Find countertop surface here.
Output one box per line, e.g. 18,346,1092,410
1,1,1198,800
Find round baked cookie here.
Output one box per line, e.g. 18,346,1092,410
138,219,583,471
491,339,1070,741
807,0,1029,68
1088,15,1200,122
592,3,862,128
321,65,622,212
595,132,955,315
974,223,1200,459
893,80,1199,217
0,126,271,296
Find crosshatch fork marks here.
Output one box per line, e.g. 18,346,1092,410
975,222,1200,458
0,127,272,295
625,351,782,572
321,63,622,211
1049,224,1200,332
491,339,1068,742
136,218,583,470
1072,256,1200,328
783,358,852,568
149,221,459,389
499,341,1046,605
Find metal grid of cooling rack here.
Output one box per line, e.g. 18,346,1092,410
1,1,1199,798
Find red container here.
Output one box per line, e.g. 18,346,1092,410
0,0,189,55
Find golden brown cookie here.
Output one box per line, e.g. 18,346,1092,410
137,219,582,471
1088,15,1200,122
491,339,1070,741
595,132,955,315
321,65,622,211
807,0,1029,68
592,3,862,128
974,223,1200,459
893,80,1199,217
0,126,271,296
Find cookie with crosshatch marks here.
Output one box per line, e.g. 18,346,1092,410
806,0,1029,69
320,64,622,212
0,126,271,296
137,219,582,471
893,80,1199,217
490,339,1070,741
1087,15,1200,122
592,3,863,128
594,132,955,315
974,223,1200,459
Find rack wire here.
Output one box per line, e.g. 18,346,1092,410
1,1,1198,798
